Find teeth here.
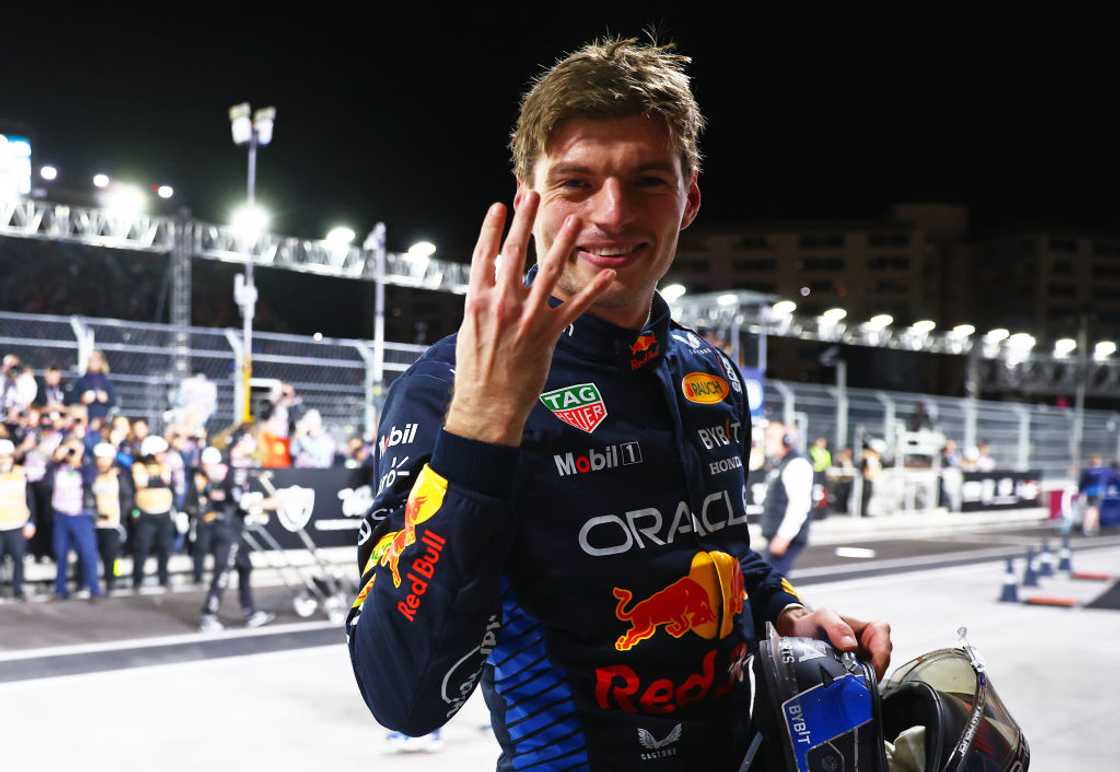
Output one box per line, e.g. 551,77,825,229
584,245,639,256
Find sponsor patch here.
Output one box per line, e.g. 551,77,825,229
629,333,660,370
540,382,608,434
377,465,447,588
681,372,730,405
554,441,642,477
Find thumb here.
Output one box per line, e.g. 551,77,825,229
820,610,858,651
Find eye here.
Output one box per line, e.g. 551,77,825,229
560,179,589,190
636,176,669,188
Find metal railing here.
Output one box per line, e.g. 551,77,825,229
2,309,1116,478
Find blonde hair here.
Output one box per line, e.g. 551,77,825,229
510,34,705,185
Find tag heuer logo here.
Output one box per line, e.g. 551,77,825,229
540,383,607,434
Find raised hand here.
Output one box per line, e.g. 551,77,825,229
444,192,615,446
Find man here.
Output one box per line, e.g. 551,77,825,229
808,436,831,473
347,37,890,769
193,446,274,632
33,364,67,411
760,422,814,576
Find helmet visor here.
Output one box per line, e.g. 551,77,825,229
885,648,1028,771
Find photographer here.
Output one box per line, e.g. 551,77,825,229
48,438,101,599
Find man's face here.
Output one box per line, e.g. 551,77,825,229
765,424,787,458
520,114,701,327
133,421,149,440
45,369,61,386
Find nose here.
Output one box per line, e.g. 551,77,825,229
587,177,634,233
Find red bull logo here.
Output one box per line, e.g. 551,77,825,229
629,334,660,370
595,642,749,714
612,551,744,652
371,465,448,588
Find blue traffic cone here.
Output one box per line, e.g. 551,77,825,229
1022,547,1040,588
1039,539,1055,577
1058,534,1073,572
998,558,1020,603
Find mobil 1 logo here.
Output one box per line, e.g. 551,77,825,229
554,442,643,477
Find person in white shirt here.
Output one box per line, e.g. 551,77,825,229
760,421,815,576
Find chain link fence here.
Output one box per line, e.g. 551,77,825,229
3,309,1116,478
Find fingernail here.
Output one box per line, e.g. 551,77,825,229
488,203,502,217
841,635,857,648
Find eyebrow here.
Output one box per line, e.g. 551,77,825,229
545,162,678,180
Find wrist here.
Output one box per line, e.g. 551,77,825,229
775,604,810,635
445,399,527,447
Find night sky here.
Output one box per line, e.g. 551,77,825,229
2,10,1116,340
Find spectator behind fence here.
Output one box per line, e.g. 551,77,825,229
91,442,131,593
131,435,175,590
907,399,936,432
0,438,37,600
71,350,116,421
175,371,217,434
291,409,336,468
808,436,832,472
345,435,372,471
1,356,37,414
1079,455,1108,537
830,447,857,514
33,364,68,410
49,438,102,599
259,382,301,468
976,441,996,472
127,418,150,460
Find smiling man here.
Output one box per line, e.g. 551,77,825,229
348,36,891,770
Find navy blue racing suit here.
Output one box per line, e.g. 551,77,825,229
347,291,803,770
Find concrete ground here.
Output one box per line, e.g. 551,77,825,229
1,525,1117,770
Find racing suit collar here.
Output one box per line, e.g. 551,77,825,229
525,265,671,371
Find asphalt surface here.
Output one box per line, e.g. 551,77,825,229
2,519,1116,680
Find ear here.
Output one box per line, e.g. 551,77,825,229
680,169,701,231
514,178,529,211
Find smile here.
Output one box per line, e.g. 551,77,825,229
575,243,648,268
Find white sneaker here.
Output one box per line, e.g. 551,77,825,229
199,614,224,633
385,730,443,753
73,589,92,600
245,610,276,628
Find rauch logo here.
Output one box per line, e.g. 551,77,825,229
681,372,729,405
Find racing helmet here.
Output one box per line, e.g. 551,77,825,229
747,625,1029,772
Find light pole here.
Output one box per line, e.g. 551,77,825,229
228,102,276,423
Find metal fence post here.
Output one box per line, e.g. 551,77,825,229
69,316,93,373
1013,404,1030,471
772,380,796,437
835,360,848,451
875,392,896,451
963,397,977,452
354,341,378,438
224,329,245,426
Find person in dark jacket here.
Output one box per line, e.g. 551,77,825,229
345,35,892,771
760,422,814,576
70,350,116,421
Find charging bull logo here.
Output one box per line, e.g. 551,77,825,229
374,465,447,588
629,334,660,370
612,551,744,652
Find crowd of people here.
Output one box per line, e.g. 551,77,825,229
0,349,375,609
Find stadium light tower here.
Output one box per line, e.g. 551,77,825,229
228,101,276,423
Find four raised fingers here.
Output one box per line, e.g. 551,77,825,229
496,191,539,292
469,203,506,295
